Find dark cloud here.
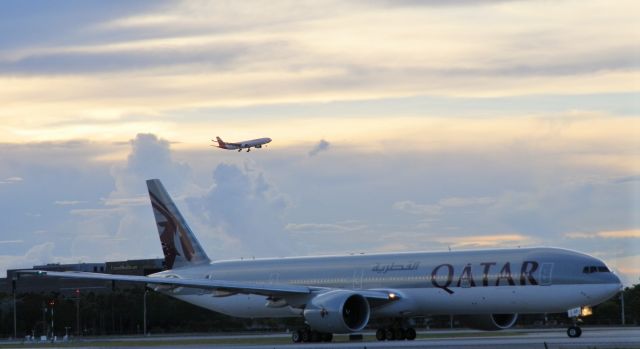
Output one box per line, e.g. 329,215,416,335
613,175,640,184
0,42,261,75
0,1,169,49
308,139,330,157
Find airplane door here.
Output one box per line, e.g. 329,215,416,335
352,270,363,289
269,273,279,284
540,263,553,286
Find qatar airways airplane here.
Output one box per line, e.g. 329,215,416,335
213,136,271,152
20,179,622,343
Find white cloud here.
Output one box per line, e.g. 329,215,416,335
435,234,534,249
393,196,496,216
101,196,148,206
393,200,442,216
308,139,330,157
110,133,192,197
0,243,86,277
54,200,87,205
0,177,24,185
566,229,640,239
188,163,292,258
0,131,637,284
286,222,366,233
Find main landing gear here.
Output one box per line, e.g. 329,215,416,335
375,327,417,341
291,328,333,343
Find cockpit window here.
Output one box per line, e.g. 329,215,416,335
583,265,610,273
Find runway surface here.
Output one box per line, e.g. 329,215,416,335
10,327,640,349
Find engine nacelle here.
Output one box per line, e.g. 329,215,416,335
303,290,370,333
459,313,518,331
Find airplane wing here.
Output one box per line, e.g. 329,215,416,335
17,270,395,301
18,270,309,296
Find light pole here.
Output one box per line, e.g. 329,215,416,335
12,278,16,339
49,299,55,342
143,290,148,336
42,303,46,338
620,291,625,325
75,289,80,337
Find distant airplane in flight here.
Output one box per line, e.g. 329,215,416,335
19,180,621,343
213,136,272,152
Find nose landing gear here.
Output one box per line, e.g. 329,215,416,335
567,325,582,338
566,306,587,338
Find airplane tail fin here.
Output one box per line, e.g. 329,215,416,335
215,136,227,149
146,179,210,269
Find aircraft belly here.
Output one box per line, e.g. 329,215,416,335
176,294,296,318
172,283,619,319
389,284,618,316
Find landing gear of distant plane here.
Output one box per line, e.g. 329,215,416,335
237,149,242,152
567,325,582,338
375,327,416,341
291,328,333,343
246,148,251,152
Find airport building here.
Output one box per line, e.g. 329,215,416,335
2,258,164,294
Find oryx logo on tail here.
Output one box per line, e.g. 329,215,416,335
147,179,210,269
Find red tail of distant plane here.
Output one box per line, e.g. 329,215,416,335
214,136,227,149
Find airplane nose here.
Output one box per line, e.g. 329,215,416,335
612,273,623,289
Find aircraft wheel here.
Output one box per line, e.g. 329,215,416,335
394,328,406,340
292,330,302,343
301,329,311,342
405,327,417,340
567,326,582,338
322,333,333,342
310,331,320,342
385,328,395,340
376,328,386,341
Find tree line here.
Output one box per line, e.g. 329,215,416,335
0,283,637,338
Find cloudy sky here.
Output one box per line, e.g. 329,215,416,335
0,0,638,285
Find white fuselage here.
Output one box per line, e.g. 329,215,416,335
152,247,621,319
221,137,272,150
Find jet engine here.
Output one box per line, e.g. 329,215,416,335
303,290,370,333
458,313,518,331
